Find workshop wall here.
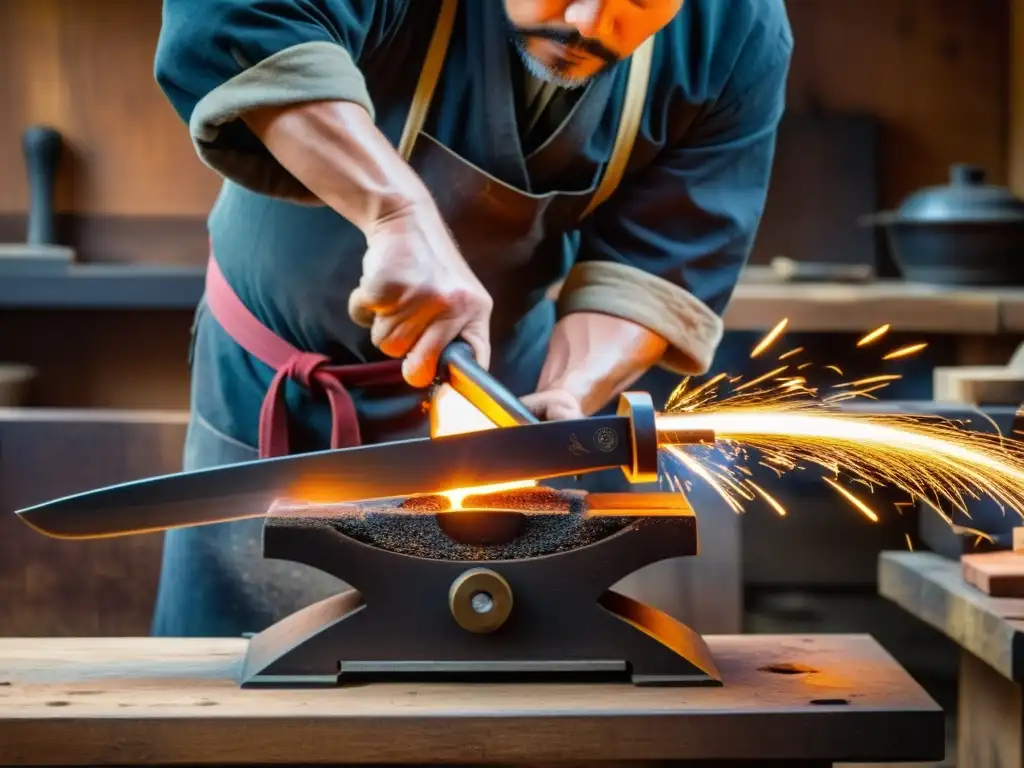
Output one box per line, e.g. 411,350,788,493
786,0,1008,203
0,1,215,264
0,0,1013,411
0,0,1014,647
0,0,1010,258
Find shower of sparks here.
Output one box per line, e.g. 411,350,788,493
833,374,902,389
883,342,928,360
747,480,788,516
750,318,789,358
656,320,1024,530
822,477,879,522
857,324,891,347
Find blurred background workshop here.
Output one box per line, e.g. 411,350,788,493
4,2,1024,766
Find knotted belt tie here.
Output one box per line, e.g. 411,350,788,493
204,254,404,458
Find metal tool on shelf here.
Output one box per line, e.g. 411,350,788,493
0,125,75,276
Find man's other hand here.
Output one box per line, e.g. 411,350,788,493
520,389,584,421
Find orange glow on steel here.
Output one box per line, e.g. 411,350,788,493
430,385,536,508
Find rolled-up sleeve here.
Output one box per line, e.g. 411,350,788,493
155,0,402,200
559,23,793,375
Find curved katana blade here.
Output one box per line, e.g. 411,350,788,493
16,416,634,540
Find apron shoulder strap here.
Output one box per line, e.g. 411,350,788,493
398,0,459,160
580,36,656,220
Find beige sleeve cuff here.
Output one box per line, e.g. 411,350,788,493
189,41,373,202
556,261,724,375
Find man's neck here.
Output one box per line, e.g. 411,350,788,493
520,69,563,139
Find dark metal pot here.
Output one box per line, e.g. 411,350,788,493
862,163,1024,286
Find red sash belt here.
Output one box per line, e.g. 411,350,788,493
204,255,404,458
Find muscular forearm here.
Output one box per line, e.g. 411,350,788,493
243,101,433,233
538,312,668,416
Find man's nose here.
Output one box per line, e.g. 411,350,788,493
564,0,615,38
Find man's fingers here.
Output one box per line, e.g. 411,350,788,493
520,390,583,421
347,287,376,329
371,312,431,359
403,320,463,388
547,400,584,421
349,280,408,328
459,316,492,371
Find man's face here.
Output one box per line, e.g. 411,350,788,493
503,0,683,87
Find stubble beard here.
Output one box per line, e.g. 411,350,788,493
511,36,593,89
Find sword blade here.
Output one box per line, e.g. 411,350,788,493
16,416,634,539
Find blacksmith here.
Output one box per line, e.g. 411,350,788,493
152,0,792,636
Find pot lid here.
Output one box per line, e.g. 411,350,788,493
891,164,1024,223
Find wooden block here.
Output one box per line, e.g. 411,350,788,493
934,365,1024,405
1014,526,1024,552
962,551,1024,597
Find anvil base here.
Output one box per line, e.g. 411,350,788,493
240,493,722,688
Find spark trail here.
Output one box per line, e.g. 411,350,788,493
655,323,1024,527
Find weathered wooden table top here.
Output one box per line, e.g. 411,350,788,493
0,634,942,765
879,550,1024,681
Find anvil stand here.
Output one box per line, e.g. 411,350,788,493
240,495,723,687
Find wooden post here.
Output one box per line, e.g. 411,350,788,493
1011,0,1024,195
958,649,1024,767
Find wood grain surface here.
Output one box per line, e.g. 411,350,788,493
883,552,1024,768
0,409,185,637
879,550,1024,681
957,649,1024,768
0,310,193,410
1011,0,1024,196
0,634,943,765
0,0,218,218
784,0,1008,202
0,0,1006,217
725,281,1005,333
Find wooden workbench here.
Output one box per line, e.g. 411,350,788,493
879,551,1024,767
0,635,941,766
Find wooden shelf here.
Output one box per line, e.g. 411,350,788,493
5,266,1024,337
728,278,1006,334
0,264,204,310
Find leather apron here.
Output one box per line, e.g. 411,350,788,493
151,0,654,637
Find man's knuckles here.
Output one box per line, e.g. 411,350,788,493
435,284,491,317
520,390,583,421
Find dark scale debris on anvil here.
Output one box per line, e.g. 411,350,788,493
273,487,635,561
